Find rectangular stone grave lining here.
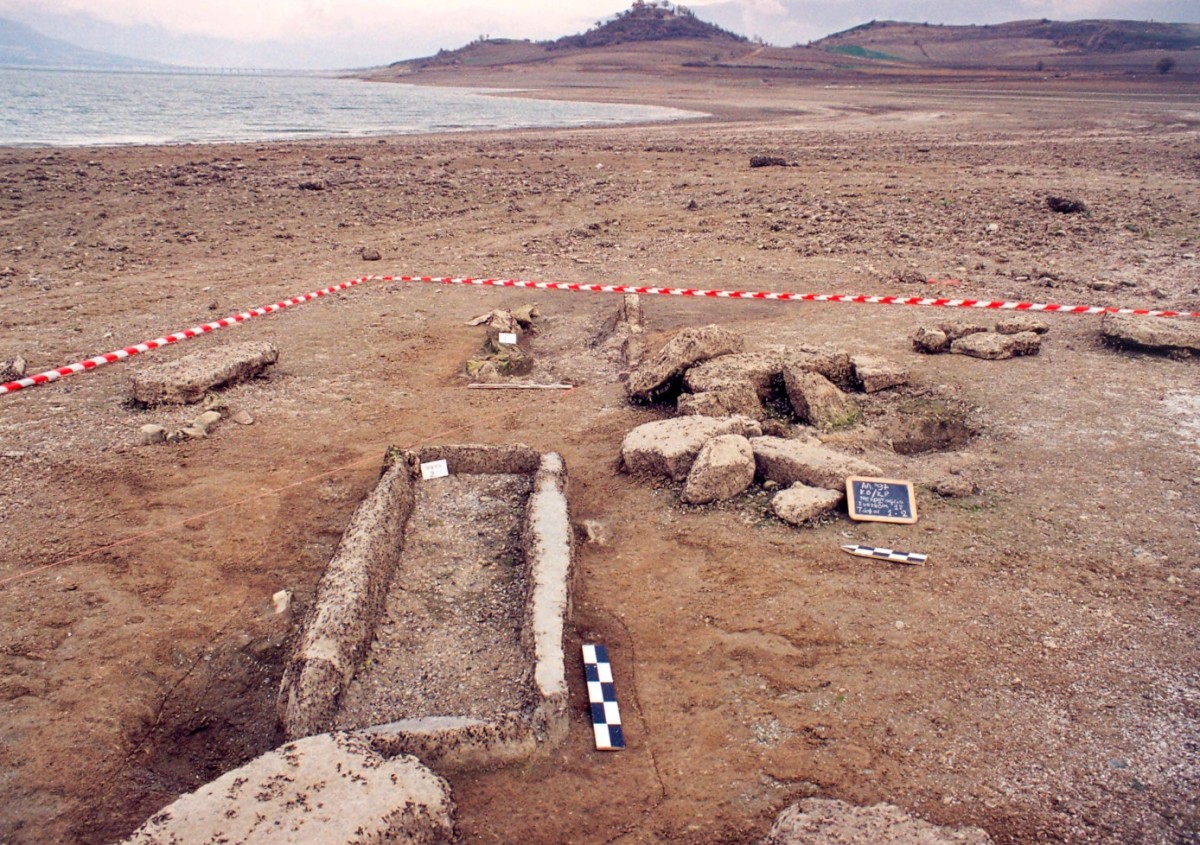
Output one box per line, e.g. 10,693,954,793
278,444,573,771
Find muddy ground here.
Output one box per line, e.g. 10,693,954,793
0,77,1198,845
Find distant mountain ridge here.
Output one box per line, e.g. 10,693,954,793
0,16,164,69
377,5,1197,80
814,18,1200,67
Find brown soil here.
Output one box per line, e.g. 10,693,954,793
0,71,1198,845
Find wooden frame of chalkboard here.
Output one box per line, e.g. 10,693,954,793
845,477,918,524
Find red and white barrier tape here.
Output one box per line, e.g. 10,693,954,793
1,275,375,396
3,272,1196,396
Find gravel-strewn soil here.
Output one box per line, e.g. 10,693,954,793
0,75,1197,845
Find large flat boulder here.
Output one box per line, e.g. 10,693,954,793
783,368,858,429
626,325,744,402
950,331,1040,360
130,341,278,405
764,798,993,845
771,483,844,525
120,732,455,845
677,383,764,419
750,436,881,491
682,351,785,400
622,415,762,480
1101,312,1200,356
681,434,755,504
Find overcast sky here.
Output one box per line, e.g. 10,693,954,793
2,0,1197,69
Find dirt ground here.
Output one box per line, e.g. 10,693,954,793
0,73,1198,845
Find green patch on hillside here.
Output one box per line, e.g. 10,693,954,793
825,44,903,61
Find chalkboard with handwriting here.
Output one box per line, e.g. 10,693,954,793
846,477,918,524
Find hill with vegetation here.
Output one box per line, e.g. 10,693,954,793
371,3,1198,81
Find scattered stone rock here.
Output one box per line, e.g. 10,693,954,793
850,355,909,393
511,303,540,328
192,410,222,433
130,341,279,405
360,247,382,261
951,331,1041,360
783,368,858,430
296,179,327,191
681,434,756,504
749,436,881,491
683,351,784,400
0,356,26,382
771,483,845,525
1089,280,1121,293
231,409,254,425
677,383,764,419
1046,195,1088,214
935,476,978,497
939,321,990,342
180,425,209,439
139,424,167,445
579,519,610,546
893,268,928,285
995,316,1049,335
764,798,993,845
750,155,788,168
621,415,762,480
626,325,745,402
912,327,950,354
1101,312,1200,357
784,346,857,390
272,589,293,615
119,732,456,845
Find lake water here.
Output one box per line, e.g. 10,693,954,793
0,68,702,147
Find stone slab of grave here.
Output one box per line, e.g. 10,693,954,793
129,340,278,404
118,733,455,845
278,444,575,771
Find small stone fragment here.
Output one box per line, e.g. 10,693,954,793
579,519,609,546
0,356,26,382
231,409,254,425
934,476,978,497
750,155,788,168
1046,195,1087,214
912,327,950,354
139,424,167,445
192,410,222,432
181,425,208,439
272,589,293,615
771,484,844,525
951,331,1041,360
681,434,756,504
996,316,1049,335
850,355,909,393
360,247,381,261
